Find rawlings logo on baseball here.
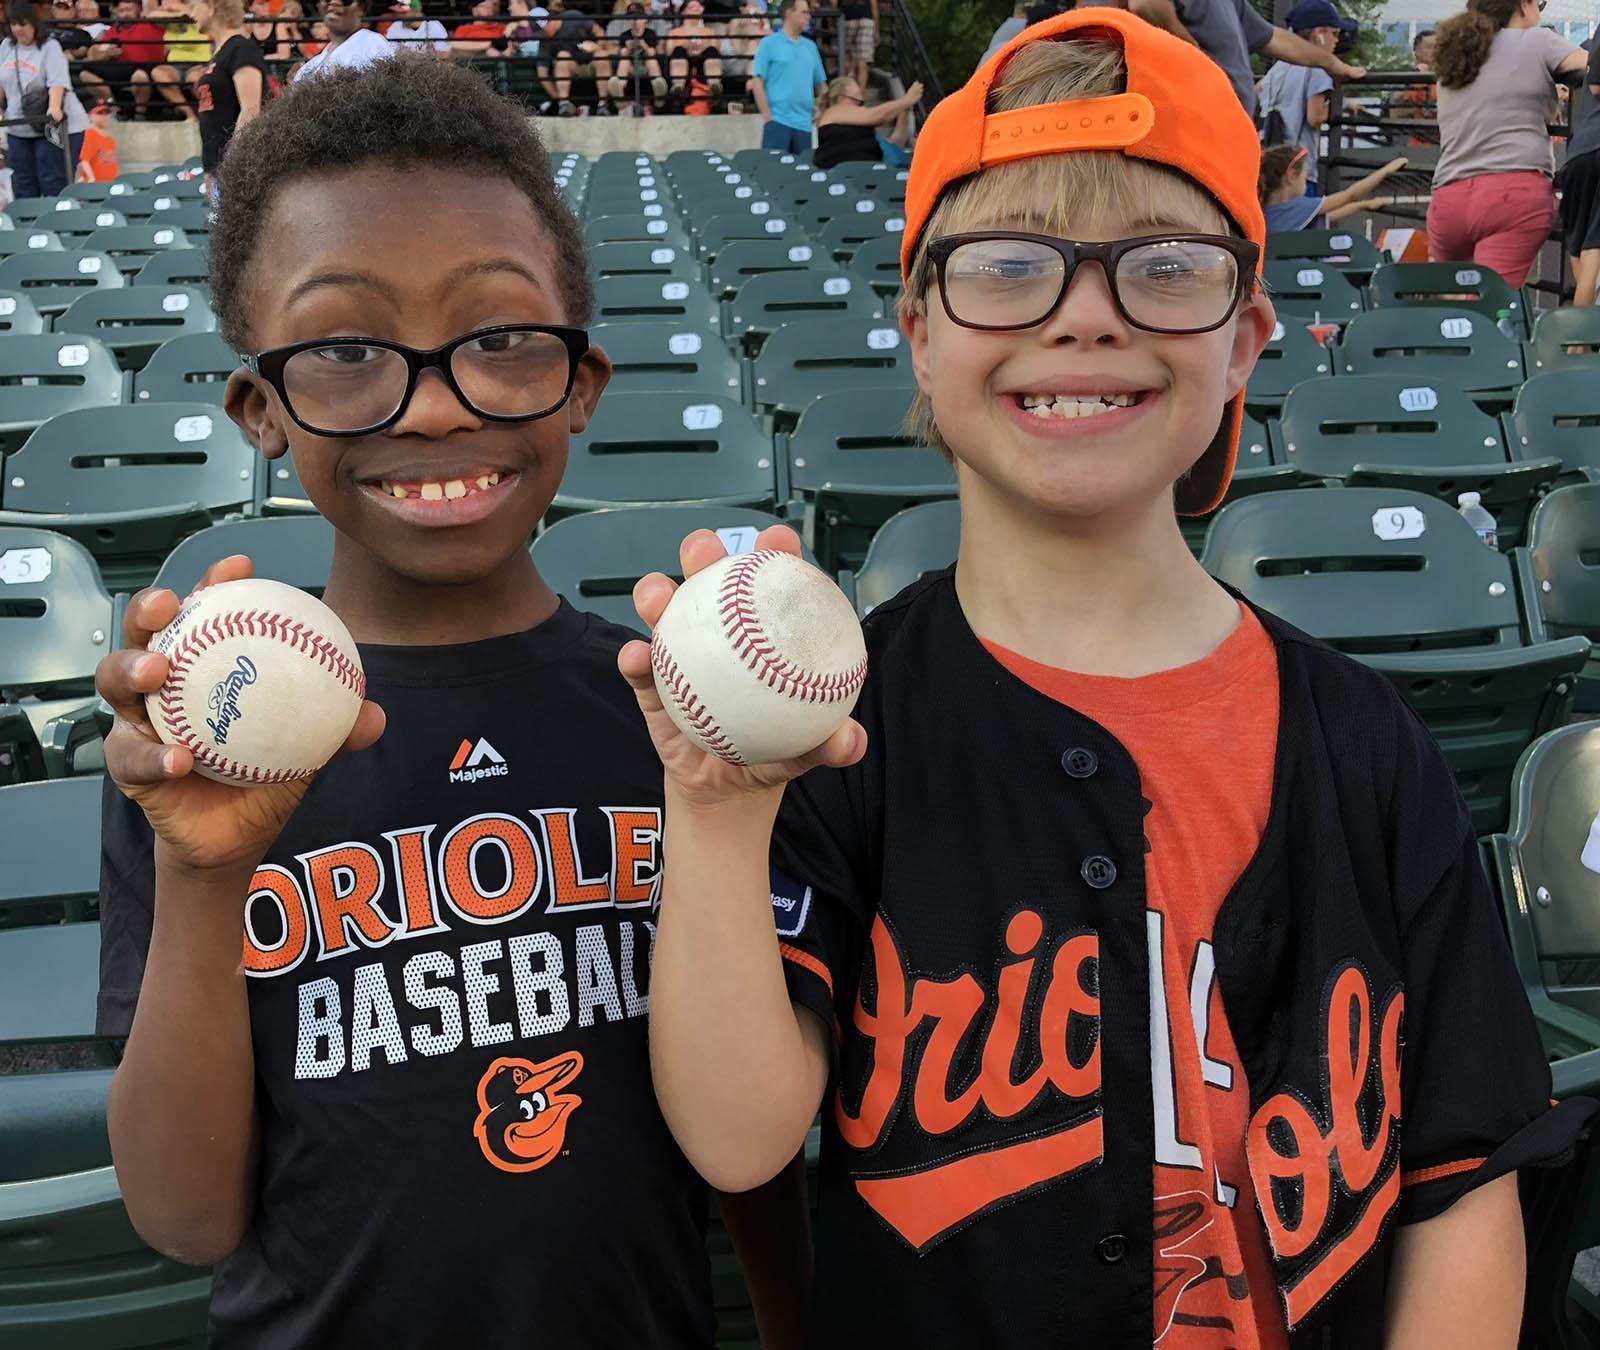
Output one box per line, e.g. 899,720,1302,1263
206,655,259,745
146,578,366,787
650,550,867,766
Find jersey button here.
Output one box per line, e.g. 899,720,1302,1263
1061,747,1099,779
1096,1233,1128,1264
1081,855,1117,889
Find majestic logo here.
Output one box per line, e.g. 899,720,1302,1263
473,1052,585,1173
1247,962,1403,1328
449,736,509,784
206,655,258,744
838,910,1103,1251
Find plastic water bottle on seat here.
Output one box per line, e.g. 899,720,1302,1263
1457,491,1498,549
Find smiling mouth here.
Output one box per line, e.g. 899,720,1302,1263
370,471,510,500
1014,391,1149,419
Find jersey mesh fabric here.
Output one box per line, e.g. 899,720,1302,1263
983,604,1286,1349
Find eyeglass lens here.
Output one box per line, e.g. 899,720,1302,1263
942,237,1242,333
279,328,574,434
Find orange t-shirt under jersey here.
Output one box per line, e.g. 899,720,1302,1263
984,603,1286,1350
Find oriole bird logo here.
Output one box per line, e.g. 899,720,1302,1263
473,1052,585,1173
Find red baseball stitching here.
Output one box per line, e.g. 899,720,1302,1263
651,635,747,765
718,551,868,704
156,605,366,785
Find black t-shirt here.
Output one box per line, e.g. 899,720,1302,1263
196,33,265,174
98,602,716,1349
813,120,881,170
840,2,873,19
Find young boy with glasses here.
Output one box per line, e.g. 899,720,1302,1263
93,57,805,1348
624,10,1591,1347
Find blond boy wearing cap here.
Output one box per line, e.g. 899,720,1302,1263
623,9,1590,1347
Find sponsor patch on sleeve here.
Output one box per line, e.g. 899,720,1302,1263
770,866,813,940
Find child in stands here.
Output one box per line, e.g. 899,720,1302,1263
95,56,804,1349
626,10,1589,1347
1260,142,1407,230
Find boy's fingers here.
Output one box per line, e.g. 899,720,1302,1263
96,648,170,723
196,553,254,592
105,724,189,787
337,701,386,756
679,529,729,579
618,637,655,688
632,572,678,629
788,719,867,776
122,586,182,650
753,524,803,556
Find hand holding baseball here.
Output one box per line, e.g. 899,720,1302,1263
617,526,867,806
96,555,386,879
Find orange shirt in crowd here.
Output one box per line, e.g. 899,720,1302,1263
985,604,1287,1349
77,126,119,182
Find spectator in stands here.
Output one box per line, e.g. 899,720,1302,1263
535,3,608,114
1428,0,1588,288
95,51,806,1350
1387,27,1438,144
720,0,767,103
1255,0,1350,195
77,0,169,119
667,1,721,103
1557,34,1600,303
1175,0,1362,119
0,1,88,194
193,0,263,195
606,3,666,110
811,73,919,169
451,0,510,53
503,0,547,54
147,0,214,120
385,0,448,52
292,0,390,79
247,0,296,59
753,0,823,153
982,5,1028,66
840,0,875,89
76,96,119,177
76,0,109,41
1258,141,1405,229
1414,27,1436,70
45,0,96,57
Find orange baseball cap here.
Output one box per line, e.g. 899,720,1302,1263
900,8,1267,516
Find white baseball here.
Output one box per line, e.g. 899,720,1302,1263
650,550,867,766
145,578,365,786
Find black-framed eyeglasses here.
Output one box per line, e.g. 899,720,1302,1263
927,231,1260,336
243,323,590,438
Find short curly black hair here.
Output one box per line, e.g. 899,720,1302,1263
211,58,591,352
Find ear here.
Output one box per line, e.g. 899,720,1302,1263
901,302,934,399
224,367,291,461
1223,287,1275,401
564,344,611,435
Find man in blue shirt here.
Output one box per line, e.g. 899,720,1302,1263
753,0,826,155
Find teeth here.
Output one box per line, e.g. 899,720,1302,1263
477,474,493,490
420,481,443,501
444,479,467,500
390,483,407,498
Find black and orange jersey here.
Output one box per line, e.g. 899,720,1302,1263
769,571,1592,1349
99,602,716,1348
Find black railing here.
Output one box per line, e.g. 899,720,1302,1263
882,0,940,112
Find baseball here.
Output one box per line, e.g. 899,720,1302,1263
650,550,868,766
145,578,366,786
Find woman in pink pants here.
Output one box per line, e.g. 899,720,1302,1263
1428,0,1588,287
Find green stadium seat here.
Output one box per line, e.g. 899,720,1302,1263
37,206,127,243
103,187,195,220
534,504,798,629
134,330,238,404
707,238,825,297
1335,306,1523,404
847,232,905,302
0,226,64,259
1275,374,1559,545
0,703,46,785
838,499,960,616
4,196,61,222
588,240,698,281
1262,227,1385,284
818,209,905,262
1483,723,1600,1061
257,449,311,514
1524,305,1600,376
133,246,211,292
156,515,334,598
1503,370,1600,481
0,333,124,456
57,181,113,205
58,286,216,373
0,771,101,932
81,224,191,277
146,202,212,236
0,404,256,590
110,169,165,191
726,269,883,348
1368,261,1525,332
1179,427,1301,556
781,388,954,573
1261,258,1364,320
589,322,743,399
590,274,720,329
554,393,776,518
0,526,113,696
583,213,691,249
585,186,682,221
1243,316,1332,408
751,316,917,424
0,290,45,335
1200,487,1589,830
0,251,124,318
1521,483,1600,710
694,210,808,261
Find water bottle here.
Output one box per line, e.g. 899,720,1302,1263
1495,308,1517,341
1457,491,1498,549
